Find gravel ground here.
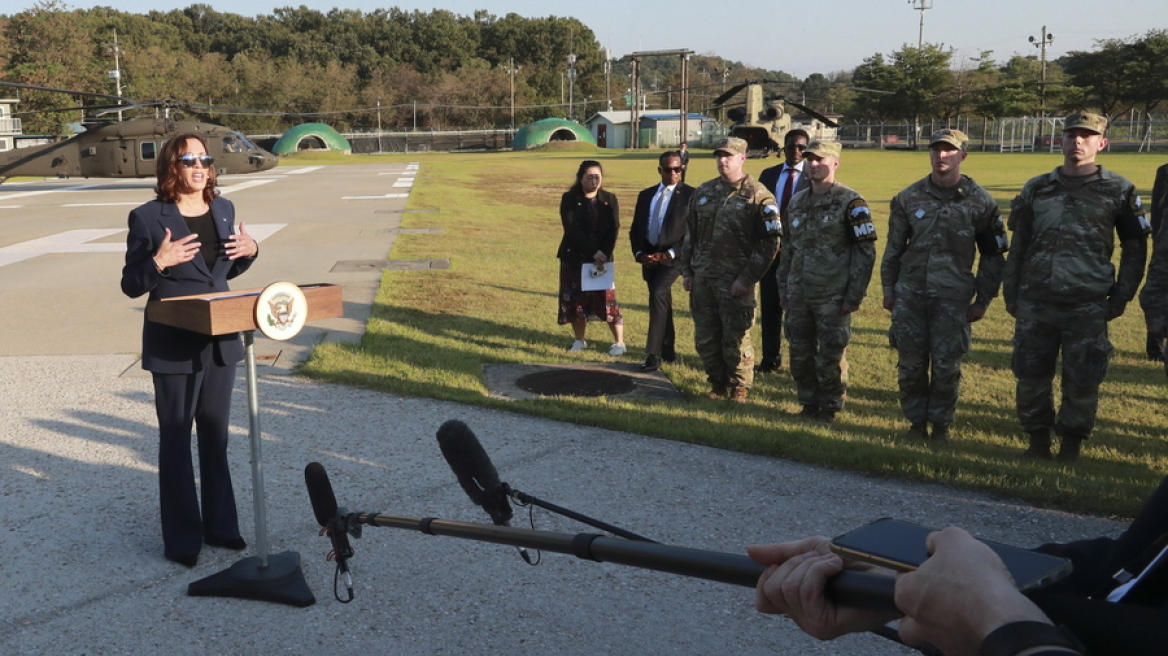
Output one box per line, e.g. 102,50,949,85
0,353,1121,656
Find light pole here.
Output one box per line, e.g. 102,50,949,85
566,53,577,121
604,49,612,111
909,0,933,49
1029,26,1055,114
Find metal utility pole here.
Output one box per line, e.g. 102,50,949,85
604,49,613,111
1029,26,1055,114
909,0,933,49
566,53,577,121
505,58,521,130
105,29,125,121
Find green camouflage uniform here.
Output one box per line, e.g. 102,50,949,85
778,182,876,411
1140,205,1168,377
680,175,780,391
1004,167,1150,437
882,175,1007,427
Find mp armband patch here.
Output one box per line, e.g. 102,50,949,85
847,201,876,242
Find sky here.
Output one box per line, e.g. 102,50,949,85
46,0,1168,79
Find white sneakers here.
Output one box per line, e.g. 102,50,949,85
568,340,587,351
568,340,626,356
608,343,627,356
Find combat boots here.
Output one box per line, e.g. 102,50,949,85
728,386,749,403
1022,429,1053,460
930,423,951,443
706,382,728,400
1058,433,1085,463
904,422,929,441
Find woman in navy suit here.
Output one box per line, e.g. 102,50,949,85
556,160,626,355
120,133,259,567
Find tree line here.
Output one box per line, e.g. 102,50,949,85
1,1,1164,137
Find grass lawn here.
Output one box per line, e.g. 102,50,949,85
291,145,1168,519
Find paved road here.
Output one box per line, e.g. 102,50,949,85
0,164,1121,655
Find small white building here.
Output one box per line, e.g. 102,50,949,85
0,98,22,152
584,110,717,149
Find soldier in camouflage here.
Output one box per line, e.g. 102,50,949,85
1140,166,1168,377
777,140,876,423
1005,112,1151,462
680,137,781,402
882,129,1007,443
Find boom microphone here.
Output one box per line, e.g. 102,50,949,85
437,420,531,563
305,461,339,527
304,462,355,601
436,420,513,525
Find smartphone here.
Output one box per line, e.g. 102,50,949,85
830,518,1072,594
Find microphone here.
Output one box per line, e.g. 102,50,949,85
304,462,356,600
436,420,530,563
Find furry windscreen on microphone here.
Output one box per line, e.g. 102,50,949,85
436,420,513,525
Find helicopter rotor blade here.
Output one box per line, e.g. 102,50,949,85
786,100,839,128
712,82,750,107
0,80,142,110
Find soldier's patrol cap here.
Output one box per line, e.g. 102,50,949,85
804,140,842,159
1063,112,1108,135
929,128,968,150
713,137,748,156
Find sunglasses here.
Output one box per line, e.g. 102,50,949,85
660,166,685,172
180,154,215,168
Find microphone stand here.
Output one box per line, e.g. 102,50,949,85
503,484,656,543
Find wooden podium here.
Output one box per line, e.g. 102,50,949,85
146,283,342,607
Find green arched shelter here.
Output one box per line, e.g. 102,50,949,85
272,123,351,155
512,118,595,150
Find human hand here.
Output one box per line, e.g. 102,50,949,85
730,280,750,297
1106,298,1126,321
226,221,259,260
749,538,899,640
966,304,986,323
683,277,693,292
593,250,608,265
1006,303,1017,318
840,302,860,315
154,228,199,270
882,295,895,312
636,253,651,264
895,528,1052,656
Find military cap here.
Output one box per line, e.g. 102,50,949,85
929,128,968,150
713,137,748,156
1063,112,1108,135
804,140,842,159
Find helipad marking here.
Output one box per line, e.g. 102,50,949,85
0,223,286,268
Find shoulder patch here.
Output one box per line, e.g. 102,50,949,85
846,199,876,242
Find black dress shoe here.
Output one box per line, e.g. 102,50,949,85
642,354,662,371
754,358,782,373
661,349,676,363
206,536,248,550
167,553,199,568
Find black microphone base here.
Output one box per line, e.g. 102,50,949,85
187,551,315,608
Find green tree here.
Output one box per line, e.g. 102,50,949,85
852,43,953,147
3,1,103,134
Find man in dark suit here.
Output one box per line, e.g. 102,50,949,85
1146,162,1168,361
755,129,811,374
630,150,693,371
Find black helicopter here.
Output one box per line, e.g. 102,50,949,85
0,81,277,183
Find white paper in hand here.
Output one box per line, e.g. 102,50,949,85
580,262,615,291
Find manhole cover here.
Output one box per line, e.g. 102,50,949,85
515,369,637,397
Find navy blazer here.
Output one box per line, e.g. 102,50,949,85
629,182,693,277
556,188,620,264
121,196,256,374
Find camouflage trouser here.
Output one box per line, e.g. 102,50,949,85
1011,300,1112,436
785,296,851,411
690,275,757,389
891,294,971,426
